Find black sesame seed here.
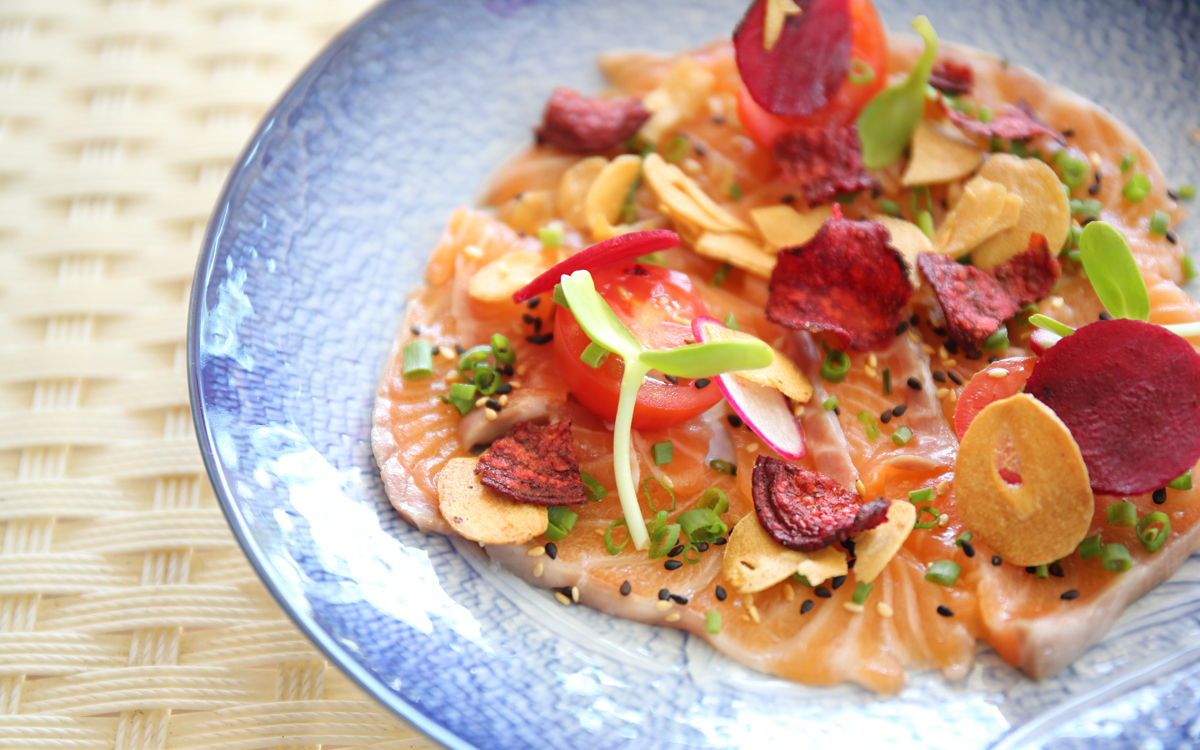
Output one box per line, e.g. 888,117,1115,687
545,542,558,560
907,377,922,390
988,356,1000,364
527,296,541,309
532,318,543,333
992,556,1002,566
944,340,959,355
1099,311,1112,320
831,575,846,590
833,406,841,416
455,343,466,355
727,414,744,428
1049,563,1065,578
847,557,856,569
667,544,684,558
1153,488,1167,505
937,605,954,617
694,378,711,389
880,409,893,424
664,374,679,385
522,313,537,325
871,185,884,199
781,193,796,204
664,560,683,571
892,404,908,417
1025,566,1038,575
1061,589,1080,601
495,383,513,395
501,363,515,376
410,325,423,335
1166,229,1179,245
620,580,631,596
559,587,573,599
933,370,947,383
962,541,976,558
933,326,948,337
800,599,815,614
694,144,707,157
1088,172,1102,196
910,314,920,326
712,115,726,125
895,321,910,336
947,371,963,386
715,585,727,601
526,333,554,345
670,594,689,605
1062,127,1076,138
1169,188,1182,201
841,539,856,556
814,586,832,598
485,398,502,411
713,537,728,546
695,542,709,552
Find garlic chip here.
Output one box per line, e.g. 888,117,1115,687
436,457,549,545
872,214,931,290
970,154,1071,269
700,321,812,402
468,250,550,303
932,175,1020,258
585,154,642,240
955,394,1094,566
750,204,832,251
695,232,776,278
723,513,848,594
763,0,802,51
851,500,916,583
643,153,753,235
496,190,557,236
557,156,608,228
640,56,714,143
902,120,985,186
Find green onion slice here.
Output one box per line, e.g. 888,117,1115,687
1168,470,1193,491
1106,501,1138,527
822,396,839,411
473,364,500,396
402,340,434,380
490,333,515,364
678,508,728,544
652,440,673,466
820,349,852,382
722,312,741,331
648,523,681,559
955,531,973,547
711,263,732,288
682,544,702,564
643,476,676,513
913,504,940,530
852,581,874,605
1034,564,1049,579
1136,511,1170,553
1078,534,1103,560
891,426,914,446
457,345,492,375
580,472,606,503
1149,210,1170,236
701,488,730,516
983,327,1009,352
848,58,876,85
544,506,579,542
924,560,961,586
581,341,609,369
1102,542,1133,573
857,411,880,441
538,222,565,248
908,488,933,504
447,382,477,416
663,135,689,163
1122,173,1152,203
705,610,721,634
604,519,629,556
709,459,737,476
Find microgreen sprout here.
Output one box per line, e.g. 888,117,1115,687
856,16,938,169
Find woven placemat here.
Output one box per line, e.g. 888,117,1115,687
0,1,439,747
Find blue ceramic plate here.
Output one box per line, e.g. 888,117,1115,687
189,1,1200,747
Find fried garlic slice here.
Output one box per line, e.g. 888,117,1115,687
724,514,848,594
902,119,985,186
436,457,549,545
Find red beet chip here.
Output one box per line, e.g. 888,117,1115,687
476,420,587,505
774,125,878,207
733,0,853,117
1025,319,1200,496
929,59,974,96
766,206,911,350
534,87,650,154
512,229,680,303
944,99,1066,145
752,456,890,552
918,234,1059,355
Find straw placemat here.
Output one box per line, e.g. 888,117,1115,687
0,0,439,747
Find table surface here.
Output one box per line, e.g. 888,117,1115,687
0,0,439,747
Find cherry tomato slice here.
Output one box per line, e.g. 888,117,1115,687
554,263,722,430
737,0,888,148
954,357,1038,441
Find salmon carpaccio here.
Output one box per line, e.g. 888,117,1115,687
372,37,1199,693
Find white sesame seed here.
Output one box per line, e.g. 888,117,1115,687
509,380,523,389
936,387,950,399
784,583,795,602
1050,296,1065,309
864,365,877,378
868,353,878,368
682,158,703,176
555,592,572,606
937,480,949,496
1088,150,1102,169
939,345,950,360
793,404,805,418
921,343,936,355
595,528,607,537
742,614,752,622
661,474,674,489
499,394,508,407
571,586,580,603
749,605,761,624
485,408,498,421
527,546,545,557
855,479,866,497
655,600,672,612
908,329,921,344
475,397,488,408
938,513,950,527
665,612,682,622
517,364,528,376
440,346,456,360
843,602,864,614
988,368,1009,379
533,561,544,577
876,602,894,618
463,244,484,259
445,370,459,381
746,442,760,453
949,389,958,403
942,359,958,368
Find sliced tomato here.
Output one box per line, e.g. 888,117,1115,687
554,263,722,430
737,0,888,148
954,356,1038,440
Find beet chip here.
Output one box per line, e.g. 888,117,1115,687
918,234,1059,355
752,456,890,552
766,206,911,350
1026,319,1200,496
929,59,974,96
774,125,879,207
944,99,1066,145
534,88,650,154
476,420,587,505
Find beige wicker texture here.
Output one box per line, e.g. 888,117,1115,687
0,1,439,747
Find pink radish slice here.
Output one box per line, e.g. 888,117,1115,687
692,316,805,460
511,229,680,303
1029,327,1061,355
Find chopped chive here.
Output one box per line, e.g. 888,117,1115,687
722,312,741,331
730,182,743,201
580,472,606,503
1136,511,1170,553
538,221,565,248
847,58,875,85
1106,501,1138,527
924,560,961,586
543,506,579,542
604,518,629,555
955,531,973,547
857,411,880,441
401,340,434,379
916,210,934,238
913,504,940,530
711,262,732,287
705,610,721,634
1078,534,1103,560
1149,210,1170,236
1120,153,1137,173
1034,564,1049,579
1102,542,1133,573
908,488,933,504
663,134,690,163
851,581,874,605
891,426,914,446
822,396,839,411
580,341,609,369
652,440,674,466
882,366,892,395
1179,183,1197,199
1183,256,1198,282
1122,173,1151,203
1168,470,1193,490
983,327,1009,351
447,382,477,415
880,199,902,217
820,349,851,382
709,459,737,476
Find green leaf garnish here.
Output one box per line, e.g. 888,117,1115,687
559,270,642,360
856,16,939,169
1079,221,1150,322
639,340,772,379
1029,314,1076,337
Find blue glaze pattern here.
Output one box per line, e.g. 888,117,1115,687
189,1,1200,748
